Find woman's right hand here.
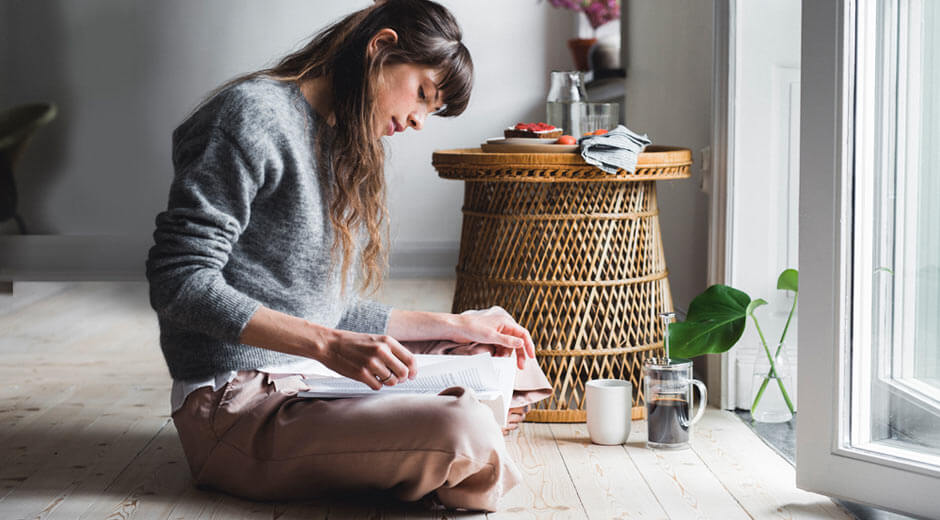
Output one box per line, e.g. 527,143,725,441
238,306,417,391
314,329,418,390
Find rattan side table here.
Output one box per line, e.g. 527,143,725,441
432,146,692,422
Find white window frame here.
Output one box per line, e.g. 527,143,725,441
889,0,940,410
797,0,940,517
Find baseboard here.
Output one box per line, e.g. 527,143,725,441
388,241,459,279
0,234,149,281
0,235,459,282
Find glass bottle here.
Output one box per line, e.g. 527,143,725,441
546,71,587,136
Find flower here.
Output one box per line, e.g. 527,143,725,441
545,0,621,30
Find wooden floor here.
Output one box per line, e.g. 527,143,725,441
0,281,853,519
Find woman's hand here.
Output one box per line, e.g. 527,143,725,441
238,306,416,391
388,306,536,369
448,307,536,369
314,329,418,390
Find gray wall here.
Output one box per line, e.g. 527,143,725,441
2,0,710,294
622,0,714,312
1,0,572,276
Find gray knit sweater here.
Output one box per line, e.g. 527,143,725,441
146,77,391,381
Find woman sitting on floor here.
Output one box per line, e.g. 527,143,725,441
146,0,550,511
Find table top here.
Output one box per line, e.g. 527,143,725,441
433,145,692,182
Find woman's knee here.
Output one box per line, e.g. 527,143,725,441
429,387,505,456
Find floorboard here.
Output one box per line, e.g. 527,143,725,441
550,422,668,519
491,424,587,519
77,422,191,520
691,410,852,519
0,282,850,519
617,421,752,520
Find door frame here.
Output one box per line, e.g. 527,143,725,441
707,0,735,409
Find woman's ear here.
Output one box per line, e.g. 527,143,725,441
367,28,399,58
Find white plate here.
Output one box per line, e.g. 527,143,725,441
486,136,567,145
480,141,579,154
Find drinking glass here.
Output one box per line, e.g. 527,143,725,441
579,102,619,135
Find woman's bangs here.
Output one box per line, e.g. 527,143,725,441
434,46,473,117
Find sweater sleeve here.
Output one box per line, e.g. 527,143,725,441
337,296,392,335
145,125,265,343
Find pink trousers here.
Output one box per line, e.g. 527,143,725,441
171,341,552,511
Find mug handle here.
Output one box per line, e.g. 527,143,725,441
688,379,708,426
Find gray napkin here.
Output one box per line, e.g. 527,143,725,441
579,125,652,174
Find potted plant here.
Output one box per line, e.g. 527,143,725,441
543,0,621,71
667,268,798,423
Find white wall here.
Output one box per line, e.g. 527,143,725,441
728,0,801,409
621,0,714,314
0,0,573,277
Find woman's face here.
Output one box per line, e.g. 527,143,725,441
374,63,443,139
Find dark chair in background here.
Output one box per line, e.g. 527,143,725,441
0,103,58,234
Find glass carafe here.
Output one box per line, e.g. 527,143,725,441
546,71,587,136
643,358,707,449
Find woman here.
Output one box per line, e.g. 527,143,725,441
146,0,550,511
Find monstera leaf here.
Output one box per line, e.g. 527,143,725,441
777,268,798,293
667,285,751,359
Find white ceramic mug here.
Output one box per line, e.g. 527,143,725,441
585,378,633,445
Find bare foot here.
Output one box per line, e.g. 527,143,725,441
502,405,530,435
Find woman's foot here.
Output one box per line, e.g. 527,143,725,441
502,405,530,435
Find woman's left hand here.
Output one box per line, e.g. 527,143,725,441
448,307,536,369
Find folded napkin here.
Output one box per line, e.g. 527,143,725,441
579,125,652,174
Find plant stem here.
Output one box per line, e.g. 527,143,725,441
751,377,771,414
749,313,796,415
773,292,797,412
777,293,798,352
750,312,771,360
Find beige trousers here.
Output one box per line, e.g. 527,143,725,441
171,343,552,512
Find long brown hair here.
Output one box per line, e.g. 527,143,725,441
239,0,472,293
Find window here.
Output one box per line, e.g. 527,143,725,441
797,0,940,516
852,0,940,465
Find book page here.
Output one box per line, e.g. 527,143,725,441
299,354,498,396
492,355,517,422
296,354,515,427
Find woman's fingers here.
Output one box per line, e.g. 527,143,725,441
502,321,536,358
502,405,529,435
374,338,413,384
325,333,418,390
521,326,536,359
494,333,525,350
387,339,418,379
491,321,536,369
358,366,383,390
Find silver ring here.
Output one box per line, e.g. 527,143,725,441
378,372,393,383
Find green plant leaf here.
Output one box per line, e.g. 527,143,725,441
777,268,799,292
746,298,768,317
667,285,750,358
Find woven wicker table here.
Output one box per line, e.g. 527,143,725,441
432,146,692,422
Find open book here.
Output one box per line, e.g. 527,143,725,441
294,354,517,427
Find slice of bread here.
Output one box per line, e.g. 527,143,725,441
505,122,563,139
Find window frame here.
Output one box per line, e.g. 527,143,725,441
796,0,940,516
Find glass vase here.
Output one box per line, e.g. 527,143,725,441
749,343,795,423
